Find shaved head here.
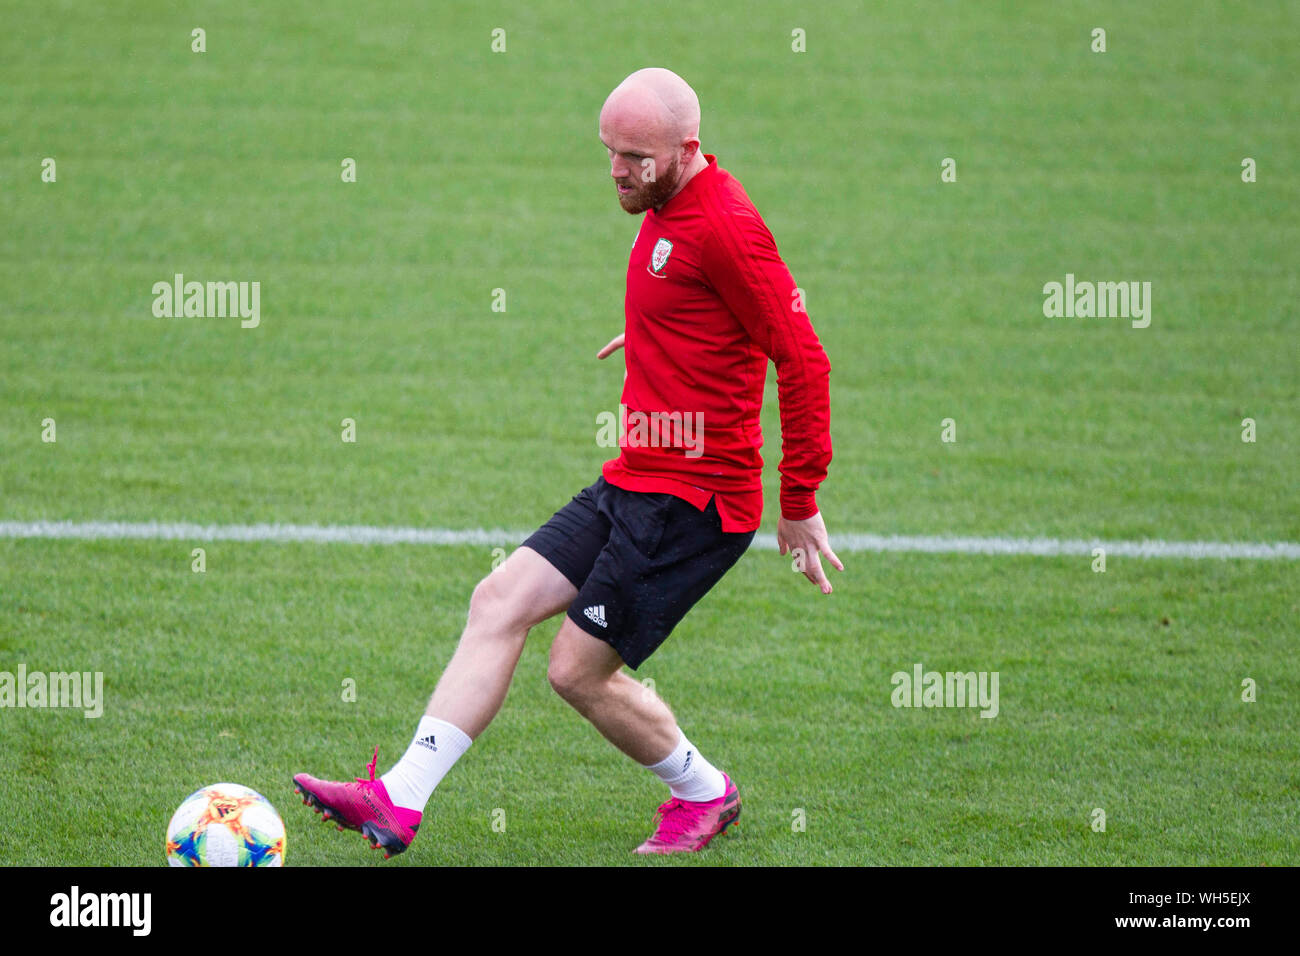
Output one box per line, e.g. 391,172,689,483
599,68,707,214
602,67,701,146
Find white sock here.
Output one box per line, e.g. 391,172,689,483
643,729,727,802
380,715,473,812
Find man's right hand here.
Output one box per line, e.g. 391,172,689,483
596,333,625,359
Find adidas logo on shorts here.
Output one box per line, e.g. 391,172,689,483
583,604,608,628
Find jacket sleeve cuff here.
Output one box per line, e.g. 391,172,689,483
779,488,819,522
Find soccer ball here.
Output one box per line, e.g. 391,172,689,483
165,783,286,867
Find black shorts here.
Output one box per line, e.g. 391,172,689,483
521,477,755,669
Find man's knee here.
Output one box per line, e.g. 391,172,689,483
468,570,500,615
547,641,587,704
466,547,574,634
467,569,525,633
547,620,620,704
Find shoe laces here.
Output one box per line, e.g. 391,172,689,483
653,797,704,840
356,745,379,784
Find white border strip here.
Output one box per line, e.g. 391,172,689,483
1,521,1296,560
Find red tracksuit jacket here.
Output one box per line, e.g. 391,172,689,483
602,154,832,532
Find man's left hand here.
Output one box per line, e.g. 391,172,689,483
777,512,844,595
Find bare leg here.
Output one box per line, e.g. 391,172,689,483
546,616,678,765
427,547,576,738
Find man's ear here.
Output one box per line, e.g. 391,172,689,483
679,138,701,164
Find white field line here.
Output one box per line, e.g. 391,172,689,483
1,520,1297,560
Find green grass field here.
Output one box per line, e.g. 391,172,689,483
1,0,1296,866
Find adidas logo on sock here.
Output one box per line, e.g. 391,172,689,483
416,735,438,752
583,604,608,628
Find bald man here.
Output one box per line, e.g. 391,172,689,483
293,67,839,857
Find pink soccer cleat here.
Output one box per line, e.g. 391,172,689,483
635,773,741,854
292,747,421,859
